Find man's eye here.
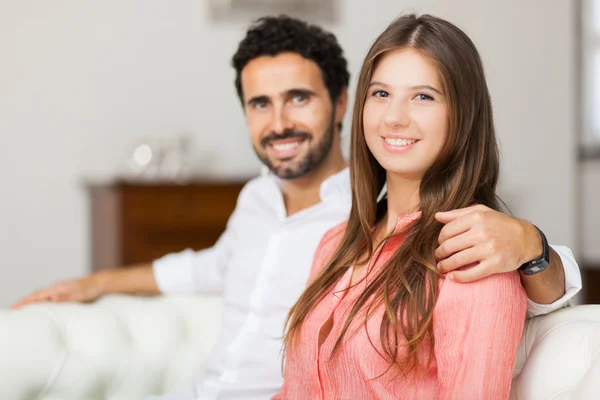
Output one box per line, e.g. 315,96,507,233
253,100,268,109
414,93,434,101
292,94,308,104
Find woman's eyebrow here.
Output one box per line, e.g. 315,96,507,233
368,82,443,95
410,85,443,95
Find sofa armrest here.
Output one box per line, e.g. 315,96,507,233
511,305,600,399
0,294,222,400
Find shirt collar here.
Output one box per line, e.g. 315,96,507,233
319,167,350,201
269,167,350,202
370,210,422,237
392,210,422,234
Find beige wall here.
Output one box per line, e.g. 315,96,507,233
582,161,600,264
0,0,577,306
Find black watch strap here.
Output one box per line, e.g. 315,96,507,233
518,225,550,276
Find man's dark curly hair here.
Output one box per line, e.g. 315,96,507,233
232,15,350,104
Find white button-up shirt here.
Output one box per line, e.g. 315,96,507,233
153,167,582,400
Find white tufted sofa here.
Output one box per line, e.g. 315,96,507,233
0,295,599,400
0,295,222,400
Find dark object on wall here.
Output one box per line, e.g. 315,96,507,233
208,0,336,23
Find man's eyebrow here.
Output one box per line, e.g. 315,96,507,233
285,88,317,97
246,95,269,106
246,88,317,105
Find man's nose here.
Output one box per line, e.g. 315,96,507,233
270,106,294,134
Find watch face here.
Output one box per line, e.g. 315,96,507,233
521,260,549,276
519,225,550,276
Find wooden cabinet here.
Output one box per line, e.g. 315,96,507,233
584,267,600,304
88,181,246,272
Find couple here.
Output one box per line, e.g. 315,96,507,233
14,13,581,399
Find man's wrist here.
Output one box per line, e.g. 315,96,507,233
91,270,112,294
519,220,544,267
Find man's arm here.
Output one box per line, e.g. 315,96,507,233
10,264,159,309
96,264,159,295
518,223,565,304
11,180,255,310
12,204,242,309
12,231,235,309
434,205,579,307
12,219,239,309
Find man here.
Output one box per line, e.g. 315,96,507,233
13,15,581,399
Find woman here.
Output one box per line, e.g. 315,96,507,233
275,14,527,399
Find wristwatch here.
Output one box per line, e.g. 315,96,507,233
518,225,550,276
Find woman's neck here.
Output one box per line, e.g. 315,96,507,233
383,172,421,233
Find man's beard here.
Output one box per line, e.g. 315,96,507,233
254,116,335,180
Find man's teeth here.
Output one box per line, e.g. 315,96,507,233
273,142,300,151
384,138,417,146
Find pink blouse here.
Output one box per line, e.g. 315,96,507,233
274,212,527,399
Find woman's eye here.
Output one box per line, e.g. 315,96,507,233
414,93,434,101
372,90,389,98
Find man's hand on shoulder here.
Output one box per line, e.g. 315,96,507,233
434,204,542,283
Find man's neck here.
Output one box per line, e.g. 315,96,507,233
281,150,347,217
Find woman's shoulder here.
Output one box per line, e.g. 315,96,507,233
308,221,348,278
315,221,347,259
436,271,527,309
321,221,347,244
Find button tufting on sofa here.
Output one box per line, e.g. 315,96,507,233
1,295,598,399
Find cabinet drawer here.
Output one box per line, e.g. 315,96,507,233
120,183,244,227
122,225,226,265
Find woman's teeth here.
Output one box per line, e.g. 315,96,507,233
384,138,418,146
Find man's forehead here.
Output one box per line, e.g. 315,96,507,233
241,53,325,98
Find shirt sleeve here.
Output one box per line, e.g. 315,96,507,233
433,272,528,400
152,186,247,294
526,244,583,318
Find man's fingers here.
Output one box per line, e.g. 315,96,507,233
449,261,492,283
437,217,471,245
435,204,489,224
10,291,51,309
438,208,495,245
437,246,481,273
436,228,480,258
9,299,28,309
11,285,65,308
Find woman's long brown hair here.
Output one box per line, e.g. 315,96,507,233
283,14,502,376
